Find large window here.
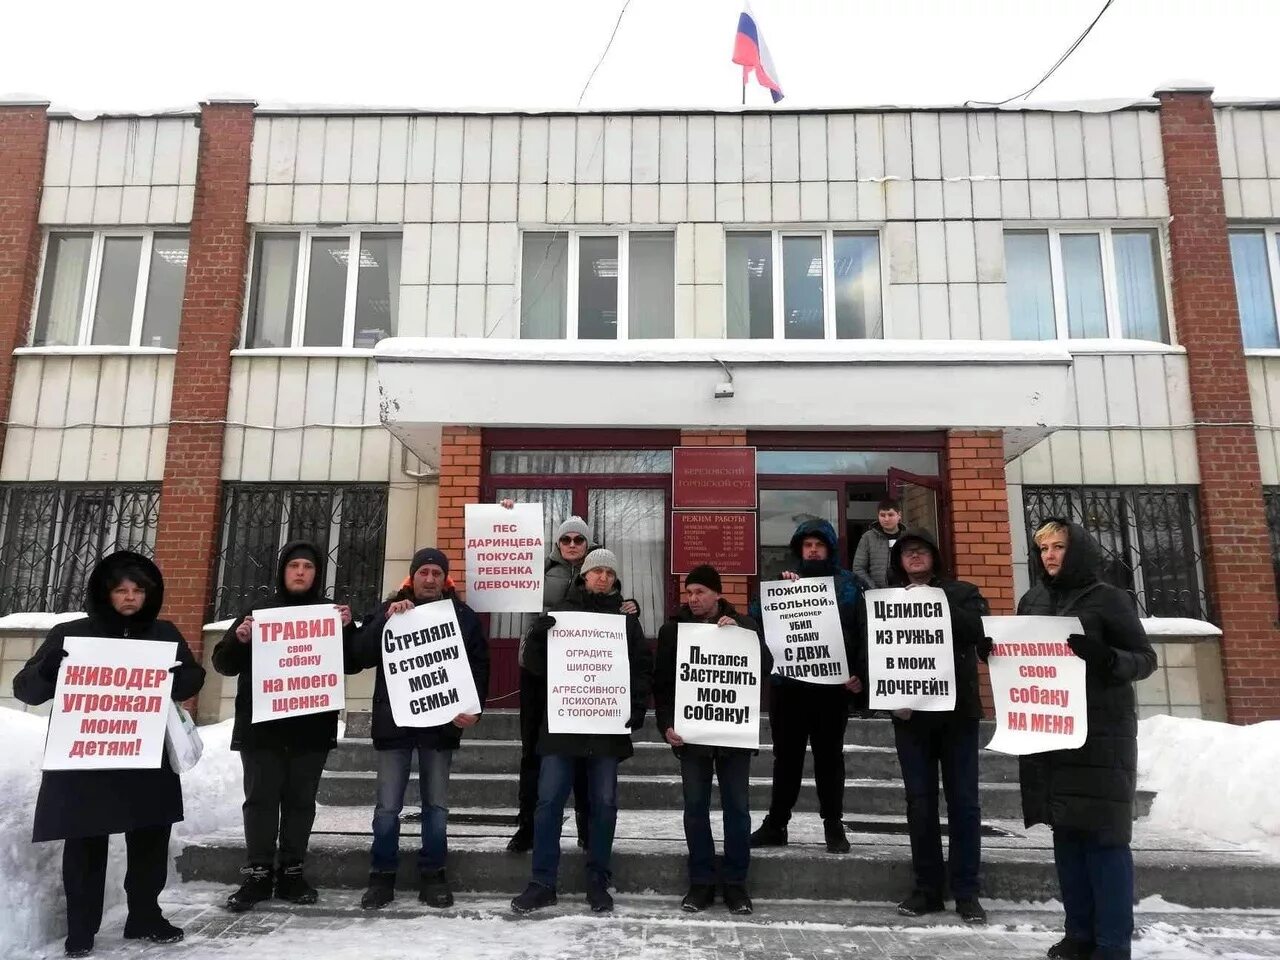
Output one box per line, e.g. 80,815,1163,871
726,230,882,340
1022,485,1207,619
1005,228,1169,343
213,483,388,620
0,483,160,614
33,231,189,348
244,230,401,348
1228,228,1280,349
519,231,675,339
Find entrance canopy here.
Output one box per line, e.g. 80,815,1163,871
374,338,1073,466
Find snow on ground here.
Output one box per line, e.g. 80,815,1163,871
1138,715,1280,859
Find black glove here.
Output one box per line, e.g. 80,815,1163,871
530,614,557,633
1067,632,1115,668
169,663,185,675
624,708,645,731
38,648,69,682
976,636,994,663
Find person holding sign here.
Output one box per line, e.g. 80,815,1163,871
1015,520,1156,960
13,552,205,958
213,541,360,913
510,548,653,916
750,518,863,856
352,547,489,910
653,565,766,916
876,530,990,924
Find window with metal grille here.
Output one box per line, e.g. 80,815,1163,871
213,483,388,620
1263,488,1280,599
0,483,161,615
1021,485,1208,619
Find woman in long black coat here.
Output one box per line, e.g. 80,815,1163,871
13,551,205,958
1016,520,1157,960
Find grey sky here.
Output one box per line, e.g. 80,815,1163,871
5,0,1279,114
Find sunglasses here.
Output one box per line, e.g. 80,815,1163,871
559,535,587,546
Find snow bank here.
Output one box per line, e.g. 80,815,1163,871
1139,715,1280,859
0,612,84,631
0,708,242,958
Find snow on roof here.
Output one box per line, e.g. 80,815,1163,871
1140,618,1223,638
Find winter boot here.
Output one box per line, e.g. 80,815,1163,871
896,889,945,917
274,863,319,904
955,897,988,924
823,819,851,854
721,884,754,916
360,871,396,910
63,936,94,958
224,864,273,913
506,818,534,853
123,916,184,944
1046,938,1096,960
680,884,716,913
511,882,557,914
419,868,454,908
585,875,614,913
748,817,788,848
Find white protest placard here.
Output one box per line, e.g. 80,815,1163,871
866,587,957,711
43,636,176,771
673,622,761,750
464,503,545,613
252,604,346,723
546,611,631,735
758,577,850,684
381,599,482,727
982,616,1088,755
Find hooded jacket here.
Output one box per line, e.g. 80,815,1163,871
1016,522,1157,845
852,523,904,591
653,598,767,759
354,585,490,751
212,540,361,753
882,528,990,723
521,576,653,760
13,551,206,841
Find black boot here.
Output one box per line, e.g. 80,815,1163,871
823,819,850,854
680,884,716,913
955,896,987,924
511,882,557,914
1046,937,1096,959
586,874,614,913
896,889,945,917
224,864,273,913
123,916,183,944
419,868,454,908
721,884,753,916
507,818,534,853
360,871,396,910
63,935,94,958
274,863,319,904
749,817,788,848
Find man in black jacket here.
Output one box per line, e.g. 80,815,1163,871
653,565,765,916
1015,520,1156,960
880,529,990,924
510,548,653,915
353,547,490,911
213,541,360,913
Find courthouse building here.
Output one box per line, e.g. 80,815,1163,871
0,86,1277,722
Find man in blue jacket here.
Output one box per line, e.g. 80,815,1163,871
750,519,863,854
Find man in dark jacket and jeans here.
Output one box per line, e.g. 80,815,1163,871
353,547,490,911
510,548,653,915
213,540,360,913
880,529,990,924
653,565,766,916
1014,519,1157,960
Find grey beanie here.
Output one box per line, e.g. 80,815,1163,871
555,516,591,542
580,548,619,576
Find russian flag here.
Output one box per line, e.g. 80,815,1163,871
732,3,784,103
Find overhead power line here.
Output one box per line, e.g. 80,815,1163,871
577,0,634,108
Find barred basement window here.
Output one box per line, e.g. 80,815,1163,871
0,483,160,615
213,483,388,620
1021,485,1208,619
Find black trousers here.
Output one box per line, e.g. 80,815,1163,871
63,824,171,944
240,746,329,867
766,682,849,825
517,667,589,829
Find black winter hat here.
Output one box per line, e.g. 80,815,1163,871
282,542,320,568
684,564,723,594
410,547,450,577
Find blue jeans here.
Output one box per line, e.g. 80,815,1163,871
893,717,982,899
1053,829,1135,958
680,752,751,885
369,746,452,874
530,755,618,889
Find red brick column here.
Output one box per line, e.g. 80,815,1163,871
0,103,49,457
946,430,1014,718
1157,87,1280,722
151,102,255,684
437,426,483,599
679,429,750,611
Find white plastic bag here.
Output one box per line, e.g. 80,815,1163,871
164,701,204,773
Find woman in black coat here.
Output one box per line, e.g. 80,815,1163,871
13,551,205,958
1017,520,1157,960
